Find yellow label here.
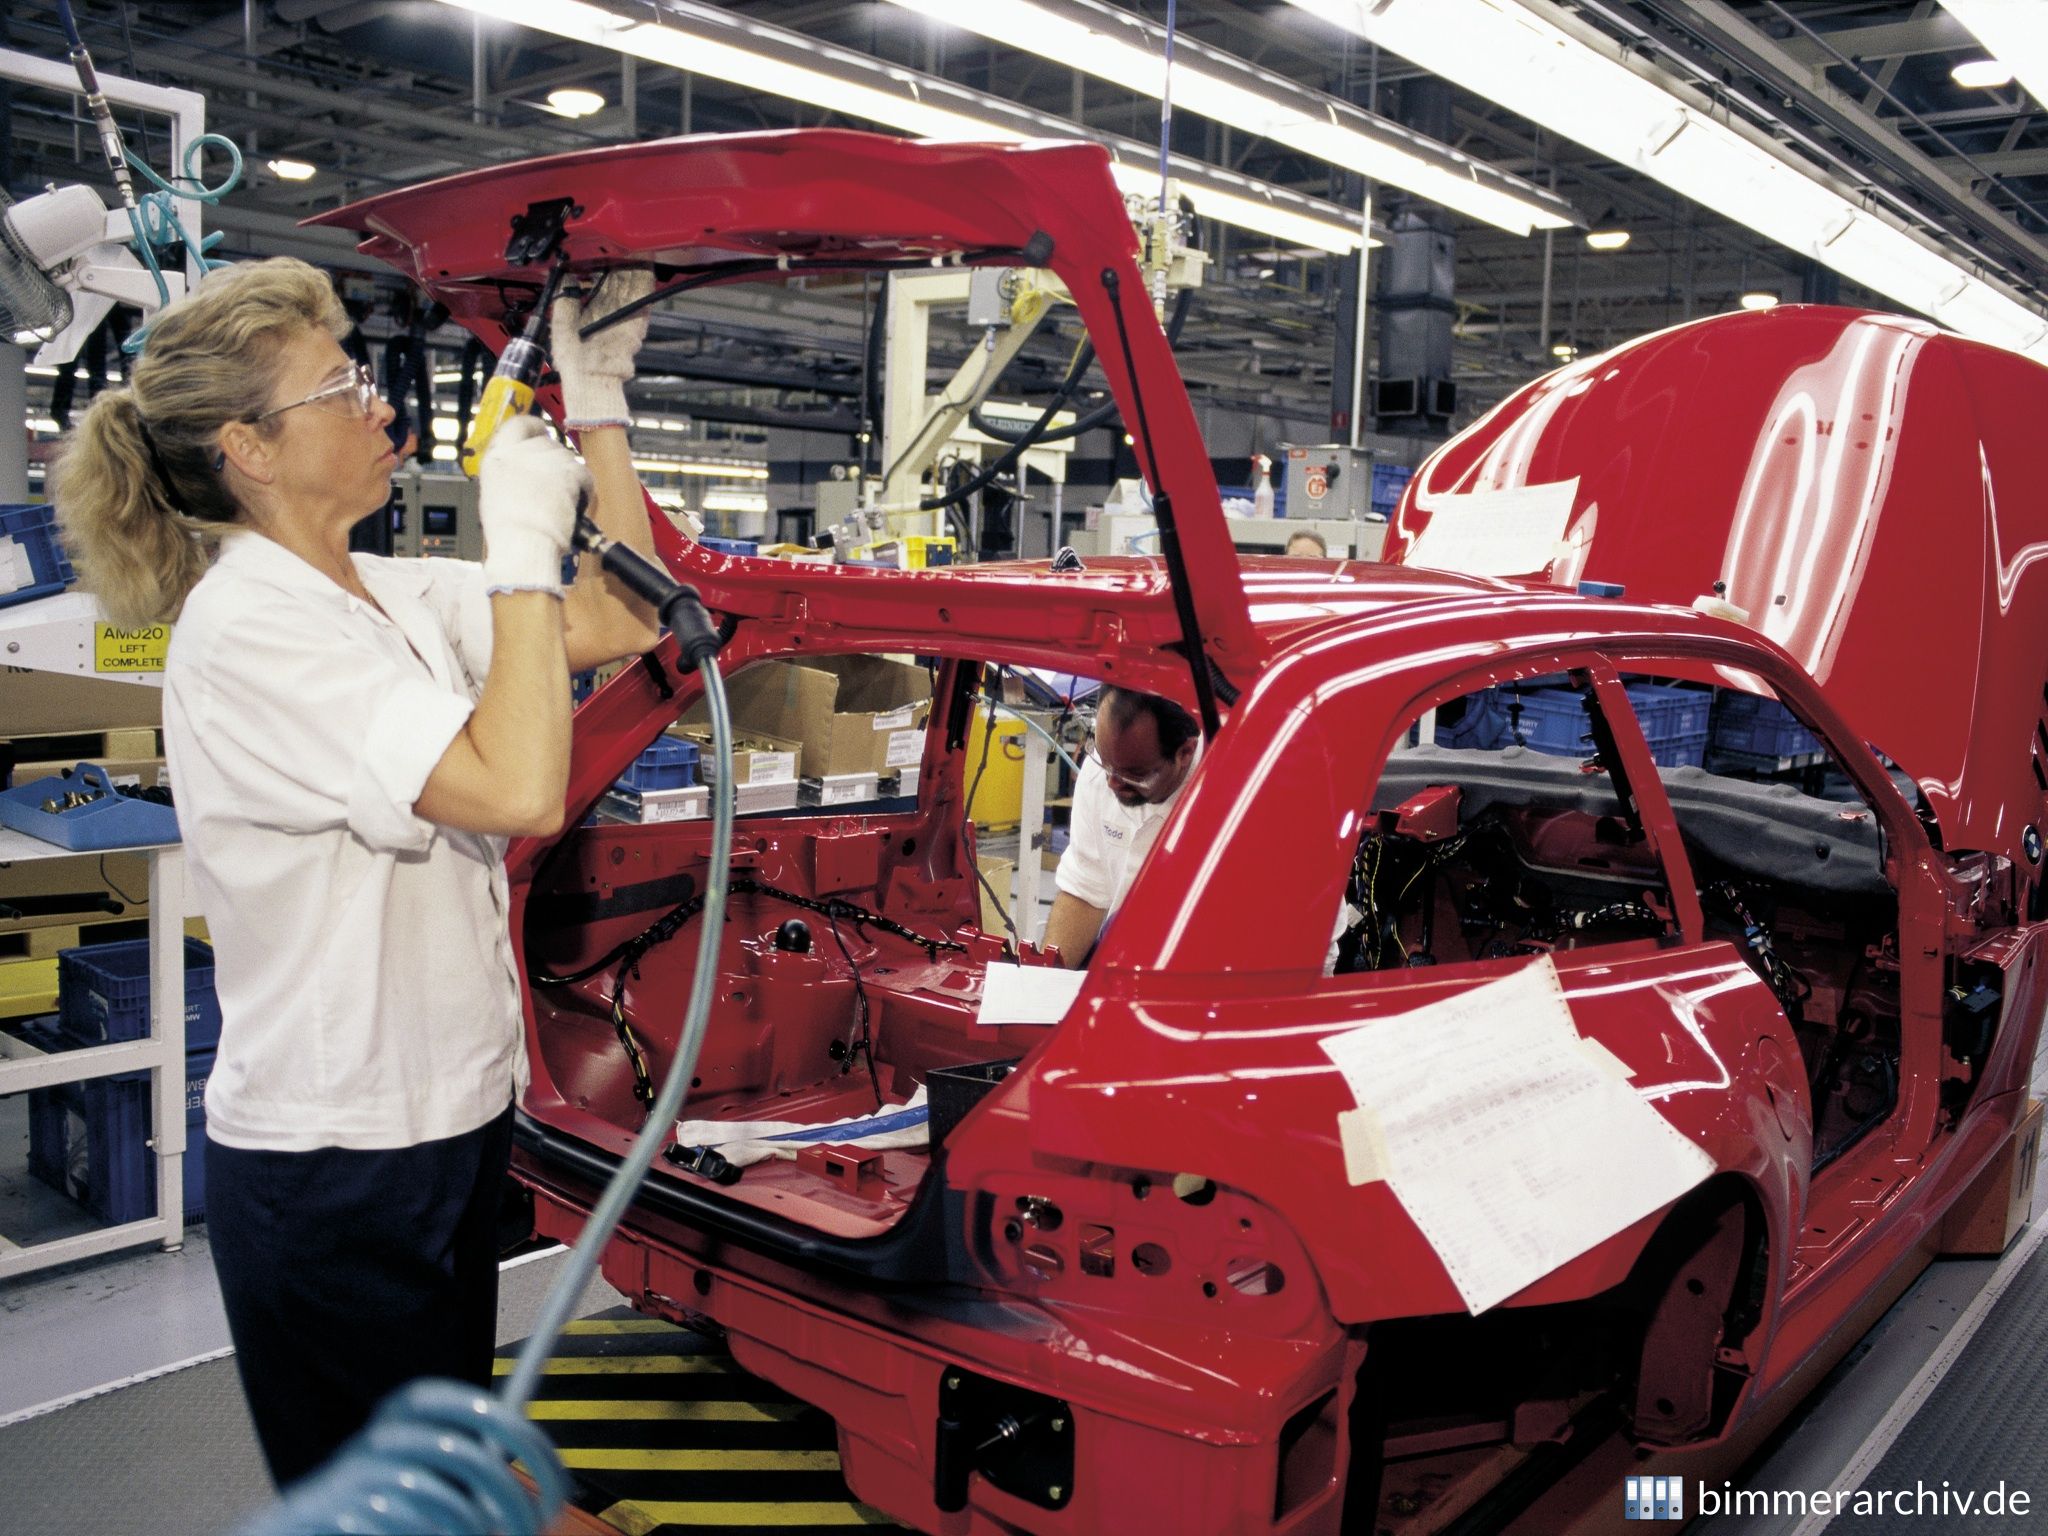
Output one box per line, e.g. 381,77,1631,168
94,623,171,673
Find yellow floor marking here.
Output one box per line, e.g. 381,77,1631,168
560,1448,840,1473
559,1318,680,1335
524,1398,801,1424
599,1500,896,1529
492,1354,730,1376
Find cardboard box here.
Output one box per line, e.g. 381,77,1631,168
1940,1096,2042,1255
683,657,931,781
2,667,163,736
665,724,801,786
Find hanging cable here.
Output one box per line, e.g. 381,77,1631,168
232,564,739,1536
967,288,1194,448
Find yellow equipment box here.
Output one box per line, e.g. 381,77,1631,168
967,714,1028,831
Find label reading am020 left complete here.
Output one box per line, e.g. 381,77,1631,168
94,624,170,673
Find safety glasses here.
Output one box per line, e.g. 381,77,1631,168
1084,742,1183,797
250,361,380,424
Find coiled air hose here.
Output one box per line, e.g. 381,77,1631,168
231,538,734,1536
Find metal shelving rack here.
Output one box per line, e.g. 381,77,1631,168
0,832,188,1280
0,49,205,1280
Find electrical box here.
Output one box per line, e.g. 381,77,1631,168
1281,444,1373,523
814,477,866,523
968,268,1014,328
391,471,482,562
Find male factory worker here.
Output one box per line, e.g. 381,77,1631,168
1284,528,1328,557
1042,687,1199,967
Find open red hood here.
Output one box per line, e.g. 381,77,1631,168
1383,304,2048,864
308,128,1263,679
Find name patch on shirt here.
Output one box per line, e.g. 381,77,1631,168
1102,822,1127,843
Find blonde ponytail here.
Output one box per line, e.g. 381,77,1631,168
55,389,219,628
52,258,350,626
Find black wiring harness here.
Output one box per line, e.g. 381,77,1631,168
1707,880,1812,1023
529,877,968,1115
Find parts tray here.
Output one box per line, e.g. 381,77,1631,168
0,763,180,850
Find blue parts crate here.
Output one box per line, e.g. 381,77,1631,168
0,505,76,611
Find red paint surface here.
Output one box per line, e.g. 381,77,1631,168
322,136,2048,1533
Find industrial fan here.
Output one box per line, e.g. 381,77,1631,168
0,181,186,366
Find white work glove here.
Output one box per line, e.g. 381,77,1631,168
478,415,589,596
551,268,656,430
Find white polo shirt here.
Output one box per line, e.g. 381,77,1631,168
164,532,525,1152
1054,752,1195,920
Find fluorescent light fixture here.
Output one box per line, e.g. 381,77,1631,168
883,0,1574,236
267,157,318,181
431,0,1374,254
1584,227,1630,251
545,86,607,117
1944,1,2048,101
632,456,772,479
1951,57,2016,89
702,490,771,513
1550,343,1576,360
1292,0,2048,360
1739,291,1780,311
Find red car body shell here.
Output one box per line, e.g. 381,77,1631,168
319,134,2048,1534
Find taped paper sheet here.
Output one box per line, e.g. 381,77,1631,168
1406,478,1579,578
1320,957,1714,1313
977,962,1086,1027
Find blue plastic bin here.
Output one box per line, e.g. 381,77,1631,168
58,937,222,1051
24,1016,214,1225
0,504,75,612
1370,463,1415,513
700,535,759,557
1436,692,1513,750
615,737,700,793
1622,682,1711,768
1501,687,1594,756
1710,692,1821,763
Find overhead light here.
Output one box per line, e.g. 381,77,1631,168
1291,0,2048,361
544,86,607,117
267,158,318,181
1584,227,1630,251
1739,290,1780,311
431,0,1375,255
1943,1,2048,100
881,0,1575,236
702,489,771,513
1951,58,2015,89
631,456,771,479
1550,343,1577,360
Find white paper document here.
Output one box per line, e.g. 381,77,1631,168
976,961,1086,1027
1405,477,1579,578
1320,957,1714,1313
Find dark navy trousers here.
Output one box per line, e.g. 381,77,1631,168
204,1103,515,1488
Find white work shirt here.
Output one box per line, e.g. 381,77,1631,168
164,532,525,1152
1054,752,1196,919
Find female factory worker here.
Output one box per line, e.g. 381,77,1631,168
53,256,664,1487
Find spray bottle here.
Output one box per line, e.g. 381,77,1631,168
1252,454,1275,519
